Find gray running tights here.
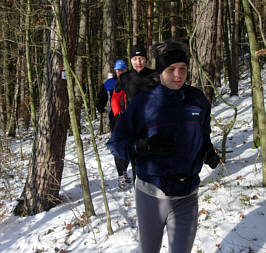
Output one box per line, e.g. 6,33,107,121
135,188,198,253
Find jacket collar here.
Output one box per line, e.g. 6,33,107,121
132,67,149,75
152,84,185,102
159,83,184,94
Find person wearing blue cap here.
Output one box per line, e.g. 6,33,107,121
96,60,131,191
96,59,127,129
107,40,220,252
114,59,127,75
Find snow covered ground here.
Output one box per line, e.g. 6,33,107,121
0,64,265,253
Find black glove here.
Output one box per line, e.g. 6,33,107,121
203,145,220,169
135,133,175,156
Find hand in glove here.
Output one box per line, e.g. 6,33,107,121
135,133,175,156
203,145,220,169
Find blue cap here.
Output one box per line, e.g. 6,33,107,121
114,60,127,70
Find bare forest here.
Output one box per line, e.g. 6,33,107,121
0,0,265,224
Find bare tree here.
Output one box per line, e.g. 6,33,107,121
53,0,96,218
170,1,177,40
190,0,219,103
230,0,240,96
147,0,153,65
132,0,138,44
100,0,117,133
14,0,79,216
214,0,223,88
25,0,37,136
74,0,88,132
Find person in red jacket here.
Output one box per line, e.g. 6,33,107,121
96,60,127,131
96,60,131,191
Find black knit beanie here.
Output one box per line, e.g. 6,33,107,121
155,49,188,74
130,45,147,59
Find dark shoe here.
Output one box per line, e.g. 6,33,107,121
123,172,132,184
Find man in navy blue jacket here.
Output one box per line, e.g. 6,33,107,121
107,40,220,253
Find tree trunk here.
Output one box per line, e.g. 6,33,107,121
18,0,31,130
241,0,266,187
101,0,116,133
170,1,177,40
3,22,10,133
102,0,116,78
230,0,240,96
85,7,97,122
74,0,88,133
223,0,233,89
3,2,16,137
147,0,153,65
26,0,37,137
86,43,97,122
1,19,8,133
132,0,138,44
152,1,159,44
214,0,223,88
190,0,218,103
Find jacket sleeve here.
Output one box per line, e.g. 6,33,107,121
107,100,139,161
111,89,125,116
96,84,108,113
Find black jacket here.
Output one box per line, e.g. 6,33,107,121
96,77,117,129
115,67,157,106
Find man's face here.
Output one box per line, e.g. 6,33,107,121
160,62,187,90
131,56,146,72
115,68,127,77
